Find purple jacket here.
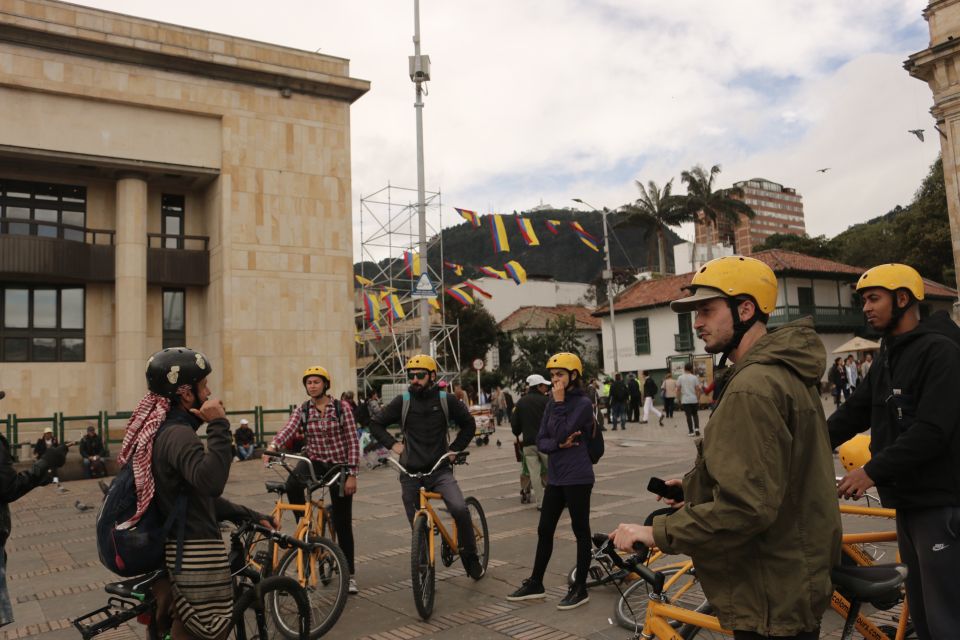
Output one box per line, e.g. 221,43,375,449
536,387,595,486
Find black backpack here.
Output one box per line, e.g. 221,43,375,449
299,398,342,432
96,423,187,576
586,412,604,464
355,401,371,427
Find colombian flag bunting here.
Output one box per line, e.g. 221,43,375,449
478,265,508,279
370,322,382,340
355,330,363,345
462,281,492,299
545,219,561,235
446,287,474,306
503,260,527,285
402,251,421,277
363,292,380,323
384,293,405,319
443,260,464,276
515,217,540,246
428,298,440,311
355,274,374,287
455,207,480,228
570,221,600,252
488,214,510,253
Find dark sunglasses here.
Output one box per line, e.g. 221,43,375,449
408,370,430,380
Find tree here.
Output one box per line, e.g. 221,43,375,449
679,164,755,258
621,179,690,274
754,233,836,259
444,302,498,369
507,315,597,387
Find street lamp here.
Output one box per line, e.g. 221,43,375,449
572,198,619,374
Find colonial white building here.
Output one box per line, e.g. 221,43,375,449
595,250,958,380
492,304,601,370
472,276,592,322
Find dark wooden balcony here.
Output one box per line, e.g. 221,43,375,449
768,305,864,331
0,218,114,283
147,233,209,287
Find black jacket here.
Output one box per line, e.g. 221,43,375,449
79,434,104,458
510,390,549,447
643,377,658,399
152,406,262,541
0,435,44,547
610,380,629,402
627,378,641,401
828,311,960,508
369,384,476,473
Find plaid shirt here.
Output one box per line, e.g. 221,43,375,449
272,397,360,469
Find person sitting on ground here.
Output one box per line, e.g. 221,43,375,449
79,426,106,479
33,427,58,460
234,419,255,461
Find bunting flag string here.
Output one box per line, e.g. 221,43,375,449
446,286,474,306
455,207,480,228
355,274,374,287
402,251,421,277
355,329,363,344
544,219,561,235
384,293,406,320
478,265,508,279
515,216,540,247
428,298,441,310
363,292,381,323
462,281,492,298
570,221,600,252
488,214,510,253
443,260,464,276
369,322,382,340
503,260,527,285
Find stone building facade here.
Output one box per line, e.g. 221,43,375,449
0,0,368,418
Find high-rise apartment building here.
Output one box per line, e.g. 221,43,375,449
694,178,806,255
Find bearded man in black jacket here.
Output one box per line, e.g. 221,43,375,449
829,264,960,640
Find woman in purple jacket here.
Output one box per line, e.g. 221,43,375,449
507,352,595,610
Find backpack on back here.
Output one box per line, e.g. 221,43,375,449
400,390,449,430
96,423,187,577
586,410,605,464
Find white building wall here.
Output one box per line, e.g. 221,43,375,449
601,306,708,374
474,277,592,322
781,277,855,307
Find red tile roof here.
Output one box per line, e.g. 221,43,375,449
595,250,958,313
499,304,601,331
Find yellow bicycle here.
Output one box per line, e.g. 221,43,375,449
385,451,489,620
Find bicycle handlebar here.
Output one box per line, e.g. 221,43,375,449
384,450,469,478
237,520,315,552
263,450,346,488
591,533,664,595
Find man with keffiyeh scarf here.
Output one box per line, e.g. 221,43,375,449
123,348,273,639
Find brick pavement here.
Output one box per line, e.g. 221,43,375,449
3,404,901,639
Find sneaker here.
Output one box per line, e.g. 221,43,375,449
348,578,358,594
695,431,701,437
506,578,546,601
687,432,695,437
557,585,589,610
462,552,485,580
659,415,665,426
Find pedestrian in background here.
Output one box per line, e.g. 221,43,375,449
641,371,664,426
511,374,550,508
627,374,641,423
677,363,702,436
661,372,678,419
609,373,629,431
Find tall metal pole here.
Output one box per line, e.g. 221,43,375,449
574,199,619,373
413,0,430,351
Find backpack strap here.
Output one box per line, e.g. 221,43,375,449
401,392,411,431
439,391,449,425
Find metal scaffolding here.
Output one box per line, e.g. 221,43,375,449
356,184,461,392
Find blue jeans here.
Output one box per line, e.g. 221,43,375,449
610,402,627,429
236,444,255,460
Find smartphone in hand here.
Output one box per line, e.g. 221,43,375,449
647,476,684,502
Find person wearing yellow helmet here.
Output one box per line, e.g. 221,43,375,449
268,365,361,593
609,255,842,640
830,263,960,640
368,354,484,580
508,351,597,610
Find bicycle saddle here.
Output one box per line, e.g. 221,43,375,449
831,563,906,600
104,569,167,598
265,481,286,494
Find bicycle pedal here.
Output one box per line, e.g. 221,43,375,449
588,566,604,581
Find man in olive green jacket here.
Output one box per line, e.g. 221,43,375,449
611,256,841,640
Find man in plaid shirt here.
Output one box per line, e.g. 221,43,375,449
267,365,361,594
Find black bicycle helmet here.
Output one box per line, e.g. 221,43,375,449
145,347,212,398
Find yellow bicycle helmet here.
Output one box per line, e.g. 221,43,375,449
546,352,583,375
406,354,438,373
302,365,331,387
856,264,924,301
671,255,778,314
838,434,871,472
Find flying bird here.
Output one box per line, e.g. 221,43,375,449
909,129,925,142
816,168,831,173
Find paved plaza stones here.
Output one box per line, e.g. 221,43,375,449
4,405,900,639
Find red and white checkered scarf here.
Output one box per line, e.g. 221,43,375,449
116,387,190,528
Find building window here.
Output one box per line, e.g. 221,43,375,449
1,286,84,361
0,179,86,241
633,317,650,355
162,289,185,348
678,312,693,337
161,194,185,249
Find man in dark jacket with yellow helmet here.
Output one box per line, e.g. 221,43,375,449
829,263,960,640
610,256,841,640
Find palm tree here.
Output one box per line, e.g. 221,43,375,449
679,164,755,259
622,179,690,274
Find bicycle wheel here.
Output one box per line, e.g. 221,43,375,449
410,512,436,620
464,497,489,573
275,536,348,639
232,575,311,640
566,557,623,588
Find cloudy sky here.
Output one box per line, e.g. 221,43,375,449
82,1,940,256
